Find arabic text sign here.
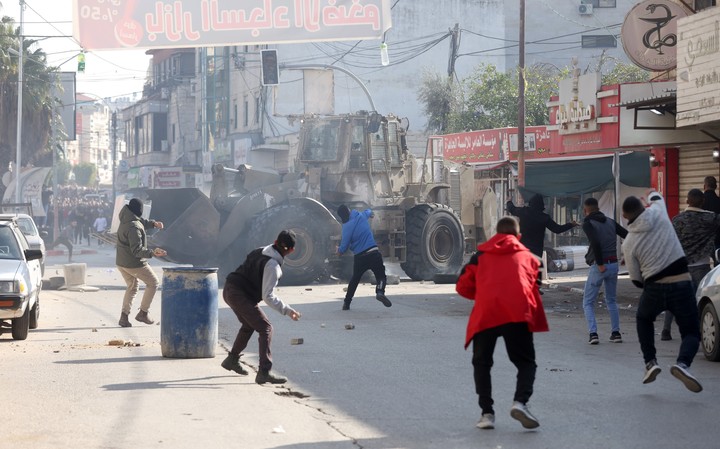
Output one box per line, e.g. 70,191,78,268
73,0,392,50
620,0,688,71
556,72,601,136
442,130,505,164
676,8,720,127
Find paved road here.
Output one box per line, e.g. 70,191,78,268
2,246,720,449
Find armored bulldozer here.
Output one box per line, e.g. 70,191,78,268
143,111,497,284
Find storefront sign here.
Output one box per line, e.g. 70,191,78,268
556,72,601,136
621,0,688,71
442,130,505,164
152,168,185,188
73,0,392,50
508,127,553,159
677,7,720,127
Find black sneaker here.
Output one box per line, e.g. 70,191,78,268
376,293,392,307
670,363,703,393
609,331,622,343
588,333,599,345
643,359,661,384
661,330,672,341
342,300,351,311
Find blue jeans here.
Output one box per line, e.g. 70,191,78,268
636,280,700,366
582,262,620,334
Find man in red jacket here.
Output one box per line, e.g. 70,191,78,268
456,216,548,431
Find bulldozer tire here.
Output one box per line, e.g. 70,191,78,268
247,203,331,286
401,204,464,281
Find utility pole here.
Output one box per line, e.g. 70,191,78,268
517,0,526,190
447,23,460,79
15,0,25,203
111,111,117,204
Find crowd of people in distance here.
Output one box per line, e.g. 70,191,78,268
40,185,113,246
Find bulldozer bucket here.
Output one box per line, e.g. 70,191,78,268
145,189,221,265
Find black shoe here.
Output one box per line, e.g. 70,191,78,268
221,353,248,376
118,312,132,328
661,330,672,341
342,300,351,311
609,331,622,343
588,333,599,345
256,369,287,384
643,359,661,384
376,293,392,307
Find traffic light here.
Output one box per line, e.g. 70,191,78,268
77,52,86,73
260,49,279,86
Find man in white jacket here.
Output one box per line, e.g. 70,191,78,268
622,191,702,393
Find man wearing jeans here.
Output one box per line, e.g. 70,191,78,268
580,198,627,344
622,192,703,393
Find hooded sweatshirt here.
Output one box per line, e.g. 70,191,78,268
338,209,377,255
115,205,157,268
456,233,549,348
622,191,688,287
582,211,628,266
672,207,720,266
506,194,575,257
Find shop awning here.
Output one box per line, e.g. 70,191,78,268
518,152,650,198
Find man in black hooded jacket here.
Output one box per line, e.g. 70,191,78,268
506,194,578,258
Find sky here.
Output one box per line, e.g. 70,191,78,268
1,0,150,102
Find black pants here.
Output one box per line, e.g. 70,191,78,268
472,322,536,415
223,283,273,372
344,249,387,302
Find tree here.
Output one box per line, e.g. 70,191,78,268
73,162,97,187
416,70,458,133
602,62,651,85
445,64,568,133
0,15,58,194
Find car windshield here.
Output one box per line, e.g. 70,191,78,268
16,217,37,237
0,226,22,259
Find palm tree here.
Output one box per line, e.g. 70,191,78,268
0,14,58,197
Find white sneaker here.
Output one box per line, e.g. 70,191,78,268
670,363,703,393
476,413,495,430
510,401,539,429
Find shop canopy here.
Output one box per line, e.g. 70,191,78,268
517,151,650,199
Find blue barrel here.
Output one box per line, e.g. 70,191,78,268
161,267,218,358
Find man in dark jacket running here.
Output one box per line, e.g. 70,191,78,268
221,230,301,385
116,198,166,327
580,197,628,345
506,194,578,258
337,204,391,311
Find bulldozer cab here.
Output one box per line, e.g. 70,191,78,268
297,112,408,204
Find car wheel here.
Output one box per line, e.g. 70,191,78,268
11,304,30,340
701,302,720,361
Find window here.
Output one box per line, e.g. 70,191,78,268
255,96,261,125
243,97,249,127
582,35,617,48
301,121,340,161
696,0,716,10
349,124,367,169
233,102,238,129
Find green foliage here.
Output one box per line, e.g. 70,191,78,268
0,15,58,184
54,159,72,185
443,64,569,133
73,163,97,187
416,70,459,133
602,62,651,85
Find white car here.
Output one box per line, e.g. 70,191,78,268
0,214,46,274
0,220,43,340
695,263,720,361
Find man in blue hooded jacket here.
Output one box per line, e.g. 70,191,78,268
337,204,392,310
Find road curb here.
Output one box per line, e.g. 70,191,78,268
543,282,584,296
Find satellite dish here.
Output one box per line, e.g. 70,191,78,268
2,171,11,187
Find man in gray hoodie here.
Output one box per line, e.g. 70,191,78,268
622,191,702,393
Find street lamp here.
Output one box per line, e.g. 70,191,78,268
9,1,25,204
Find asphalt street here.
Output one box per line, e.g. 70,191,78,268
2,245,720,449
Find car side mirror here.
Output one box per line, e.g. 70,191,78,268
25,249,43,261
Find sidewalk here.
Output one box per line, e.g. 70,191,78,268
543,265,641,305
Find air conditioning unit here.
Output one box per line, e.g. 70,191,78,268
579,3,594,14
